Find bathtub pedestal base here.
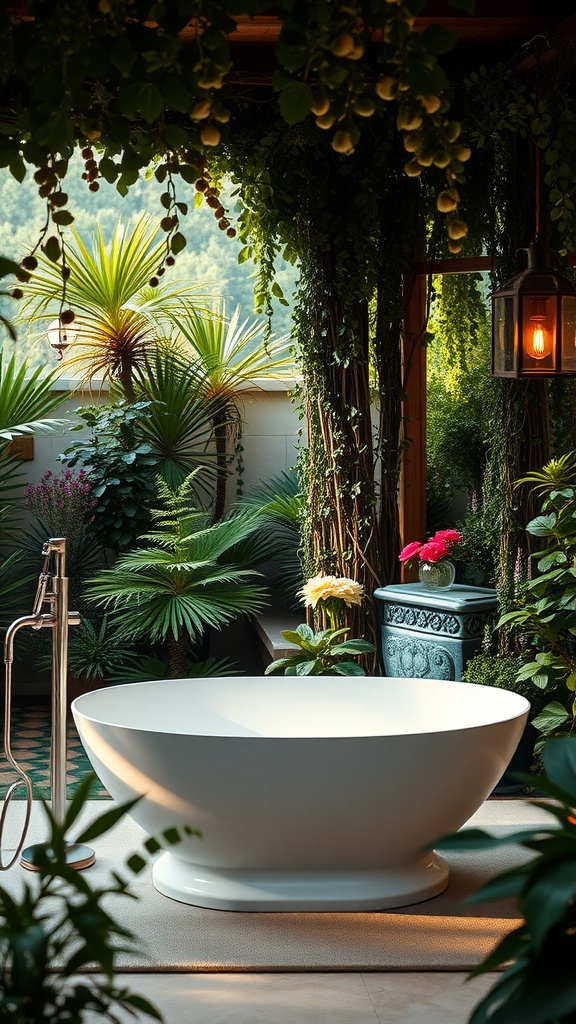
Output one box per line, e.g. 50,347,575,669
152,852,449,912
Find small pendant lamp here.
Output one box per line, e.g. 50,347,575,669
491,152,576,378
46,318,77,361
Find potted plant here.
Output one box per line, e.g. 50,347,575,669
399,528,464,590
265,574,375,676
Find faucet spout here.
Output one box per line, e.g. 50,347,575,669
4,613,54,666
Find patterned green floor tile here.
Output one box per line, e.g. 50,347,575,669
1,699,110,799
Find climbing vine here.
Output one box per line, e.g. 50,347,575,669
0,0,476,294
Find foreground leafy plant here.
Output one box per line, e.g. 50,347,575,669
433,736,576,1024
0,773,200,1023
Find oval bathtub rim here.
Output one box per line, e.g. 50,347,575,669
71,676,531,742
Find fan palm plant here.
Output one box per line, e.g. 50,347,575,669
86,472,268,676
19,218,207,398
169,303,293,521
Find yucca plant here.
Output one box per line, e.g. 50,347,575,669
86,472,268,676
19,218,207,398
170,303,292,520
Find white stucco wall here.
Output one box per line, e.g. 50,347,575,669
7,376,304,516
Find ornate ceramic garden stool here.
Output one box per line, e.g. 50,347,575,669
373,583,498,681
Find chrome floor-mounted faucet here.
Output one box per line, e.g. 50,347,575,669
1,537,95,871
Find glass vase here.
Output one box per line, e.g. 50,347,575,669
418,559,456,591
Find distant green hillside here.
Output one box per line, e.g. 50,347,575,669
0,155,297,370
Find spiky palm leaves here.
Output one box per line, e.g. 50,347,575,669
86,473,267,676
19,219,206,397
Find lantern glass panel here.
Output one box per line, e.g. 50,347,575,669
521,294,555,371
492,295,515,374
561,295,576,372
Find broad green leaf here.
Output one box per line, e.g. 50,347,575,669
526,514,557,536
432,827,544,852
419,23,459,54
465,866,528,904
532,701,570,733
278,82,314,125
524,859,576,949
281,626,308,644
538,550,567,571
332,660,365,675
295,659,317,675
543,735,576,801
330,639,376,654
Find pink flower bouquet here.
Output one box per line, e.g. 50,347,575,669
399,529,463,568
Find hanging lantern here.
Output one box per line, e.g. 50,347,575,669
492,241,576,378
46,318,77,361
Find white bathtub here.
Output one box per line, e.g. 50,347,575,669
72,675,529,912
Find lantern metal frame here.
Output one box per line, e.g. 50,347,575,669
491,241,576,378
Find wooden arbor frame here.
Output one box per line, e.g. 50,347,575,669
399,254,495,579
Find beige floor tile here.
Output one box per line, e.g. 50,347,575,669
362,971,498,1024
92,973,382,1024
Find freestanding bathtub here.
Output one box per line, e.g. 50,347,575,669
72,675,529,912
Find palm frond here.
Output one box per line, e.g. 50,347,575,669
0,352,64,431
169,303,293,397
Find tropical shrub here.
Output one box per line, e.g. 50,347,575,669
19,218,206,398
130,348,223,502
169,303,292,520
86,472,268,676
266,574,375,676
0,351,67,496
239,468,304,607
60,400,160,554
